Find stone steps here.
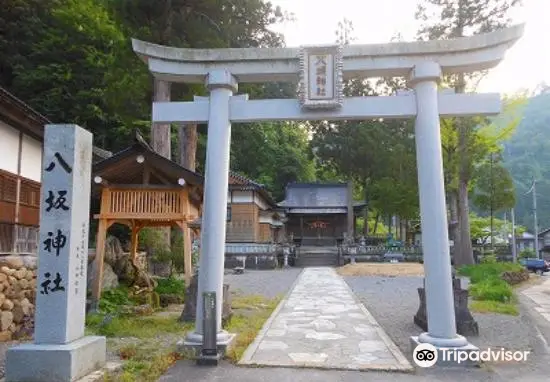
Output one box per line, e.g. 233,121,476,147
296,252,339,267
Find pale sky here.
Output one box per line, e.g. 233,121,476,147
270,0,550,95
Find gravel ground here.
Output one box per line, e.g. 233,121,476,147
344,275,533,352
223,268,302,298
344,275,550,380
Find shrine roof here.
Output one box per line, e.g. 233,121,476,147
279,183,348,208
0,86,112,163
278,182,367,212
92,131,203,187
229,171,277,207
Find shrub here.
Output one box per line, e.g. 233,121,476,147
458,262,524,284
519,248,536,259
99,287,135,314
469,278,513,302
480,253,498,264
154,277,186,296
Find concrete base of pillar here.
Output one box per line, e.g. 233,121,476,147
6,336,106,382
178,330,236,356
410,336,480,367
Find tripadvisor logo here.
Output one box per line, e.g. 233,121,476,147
413,343,530,367
413,343,438,367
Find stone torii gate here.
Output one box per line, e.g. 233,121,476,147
132,24,524,352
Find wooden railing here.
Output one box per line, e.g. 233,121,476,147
99,188,188,219
0,170,40,226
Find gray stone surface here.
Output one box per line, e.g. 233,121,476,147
239,267,412,371
224,268,302,298
344,275,534,353
522,278,550,323
34,125,93,345
5,335,106,382
159,273,550,381
159,357,550,382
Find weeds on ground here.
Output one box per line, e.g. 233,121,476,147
87,291,281,380
154,277,186,296
86,314,188,338
458,256,525,315
469,300,519,316
224,294,281,363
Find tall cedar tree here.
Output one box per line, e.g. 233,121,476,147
415,0,522,265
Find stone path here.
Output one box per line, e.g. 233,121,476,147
523,277,550,323
239,267,413,372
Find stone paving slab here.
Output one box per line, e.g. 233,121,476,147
239,267,413,372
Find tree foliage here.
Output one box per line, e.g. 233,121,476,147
416,0,522,266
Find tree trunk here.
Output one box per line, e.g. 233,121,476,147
363,179,369,236
178,124,198,171
457,180,474,265
152,79,172,158
490,206,494,251
151,78,172,277
449,190,460,260
454,72,474,266
373,213,380,234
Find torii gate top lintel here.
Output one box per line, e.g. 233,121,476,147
132,23,524,84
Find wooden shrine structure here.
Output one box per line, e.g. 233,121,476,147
90,133,203,307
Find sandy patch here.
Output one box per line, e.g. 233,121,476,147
337,262,424,277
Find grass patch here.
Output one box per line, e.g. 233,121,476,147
458,259,526,315
87,313,192,382
224,294,281,363
469,278,513,302
86,314,189,338
154,277,186,296
104,342,183,382
90,291,281,380
470,300,519,316
458,261,524,284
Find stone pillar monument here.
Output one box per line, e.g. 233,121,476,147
6,125,106,382
409,62,472,351
184,70,237,349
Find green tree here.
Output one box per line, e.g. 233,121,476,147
416,0,522,266
503,90,550,231
229,122,316,201
472,153,516,247
1,0,149,151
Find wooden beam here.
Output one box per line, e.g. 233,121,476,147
152,93,502,124
143,163,151,184
105,184,180,190
90,219,108,311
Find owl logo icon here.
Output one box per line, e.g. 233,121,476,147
413,343,438,367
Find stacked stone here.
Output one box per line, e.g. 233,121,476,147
0,256,37,341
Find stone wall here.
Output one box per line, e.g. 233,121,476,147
0,255,37,341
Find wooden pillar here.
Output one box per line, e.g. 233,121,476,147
347,180,354,240
182,222,193,286
91,218,108,311
130,224,139,264
300,216,304,240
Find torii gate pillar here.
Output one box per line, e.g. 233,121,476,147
184,70,237,348
410,62,468,348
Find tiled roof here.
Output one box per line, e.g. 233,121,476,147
279,183,349,208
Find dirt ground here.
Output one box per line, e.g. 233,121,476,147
336,262,425,277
